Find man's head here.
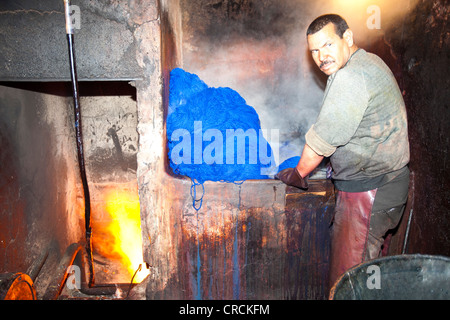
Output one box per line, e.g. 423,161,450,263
306,14,357,76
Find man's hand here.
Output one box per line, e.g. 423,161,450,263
275,167,308,189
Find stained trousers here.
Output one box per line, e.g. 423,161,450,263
328,168,410,291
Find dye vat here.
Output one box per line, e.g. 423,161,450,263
144,178,335,300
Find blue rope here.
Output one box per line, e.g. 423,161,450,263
190,178,205,211
188,179,247,211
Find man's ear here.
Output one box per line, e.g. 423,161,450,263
343,29,354,47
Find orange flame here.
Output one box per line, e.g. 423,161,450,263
93,186,150,283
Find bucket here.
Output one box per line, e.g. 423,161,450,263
329,254,450,300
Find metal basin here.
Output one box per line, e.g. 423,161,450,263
330,254,450,300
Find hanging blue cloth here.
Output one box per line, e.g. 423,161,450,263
167,68,276,184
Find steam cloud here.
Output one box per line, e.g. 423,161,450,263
179,0,419,166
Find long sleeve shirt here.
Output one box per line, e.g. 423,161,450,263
305,49,410,192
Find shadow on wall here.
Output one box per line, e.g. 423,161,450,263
384,0,450,256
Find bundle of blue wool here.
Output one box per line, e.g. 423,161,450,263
277,156,300,172
167,68,276,183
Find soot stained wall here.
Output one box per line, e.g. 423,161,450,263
385,0,450,255
0,83,84,282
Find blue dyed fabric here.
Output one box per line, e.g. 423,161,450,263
277,156,300,172
167,68,276,183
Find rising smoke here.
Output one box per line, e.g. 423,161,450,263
178,0,419,165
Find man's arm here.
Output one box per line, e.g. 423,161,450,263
275,143,324,189
296,143,324,178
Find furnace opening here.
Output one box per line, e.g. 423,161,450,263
0,80,148,291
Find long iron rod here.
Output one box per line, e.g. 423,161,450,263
402,173,415,254
64,0,94,286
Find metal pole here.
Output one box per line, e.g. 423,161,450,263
63,0,94,286
402,172,415,254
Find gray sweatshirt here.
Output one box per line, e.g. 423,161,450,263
305,49,410,191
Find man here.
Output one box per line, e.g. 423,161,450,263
276,14,410,292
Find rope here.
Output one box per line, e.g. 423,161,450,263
190,179,205,211
189,179,247,211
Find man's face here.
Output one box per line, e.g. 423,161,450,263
307,23,354,76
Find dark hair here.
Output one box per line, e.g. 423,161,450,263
306,14,349,38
